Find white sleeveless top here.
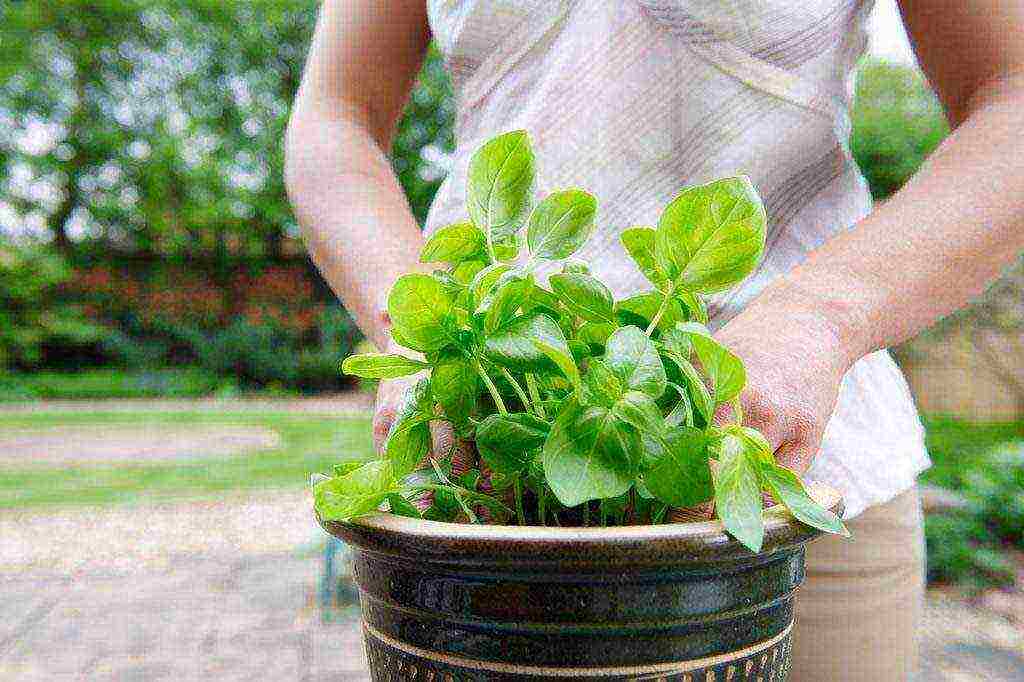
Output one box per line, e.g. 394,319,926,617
423,0,928,517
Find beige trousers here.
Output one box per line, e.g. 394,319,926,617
791,487,926,681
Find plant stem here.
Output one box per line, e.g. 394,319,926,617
501,367,534,414
514,478,526,526
645,283,677,336
526,374,546,418
538,487,547,526
474,357,508,415
582,503,590,527
411,484,514,518
731,396,744,425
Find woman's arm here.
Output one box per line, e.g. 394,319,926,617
720,0,1024,470
285,0,430,351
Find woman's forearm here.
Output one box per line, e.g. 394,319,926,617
767,74,1024,366
285,112,427,350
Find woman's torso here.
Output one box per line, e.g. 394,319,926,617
423,0,929,517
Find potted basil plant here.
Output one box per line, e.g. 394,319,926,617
315,130,849,681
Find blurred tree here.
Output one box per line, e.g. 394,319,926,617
849,58,950,201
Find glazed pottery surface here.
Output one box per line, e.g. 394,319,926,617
321,484,842,681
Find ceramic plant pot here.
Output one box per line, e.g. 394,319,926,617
320,484,842,682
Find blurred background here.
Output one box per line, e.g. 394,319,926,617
1,1,1023,680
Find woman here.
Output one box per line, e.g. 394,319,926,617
285,1,1024,678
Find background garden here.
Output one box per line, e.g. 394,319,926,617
2,2,1024,670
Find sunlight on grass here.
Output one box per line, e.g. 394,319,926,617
0,411,373,509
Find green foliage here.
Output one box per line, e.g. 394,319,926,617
850,59,951,200
0,242,103,368
327,131,847,550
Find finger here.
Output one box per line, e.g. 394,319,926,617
773,440,816,474
372,405,396,454
429,421,477,477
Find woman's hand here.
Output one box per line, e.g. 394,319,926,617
714,285,862,473
372,339,476,475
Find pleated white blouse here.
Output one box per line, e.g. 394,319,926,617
423,0,929,517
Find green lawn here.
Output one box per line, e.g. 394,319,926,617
0,410,373,509
1,409,1020,511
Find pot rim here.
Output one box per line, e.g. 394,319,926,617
321,483,843,564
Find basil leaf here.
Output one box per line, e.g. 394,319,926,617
470,262,512,303
713,433,765,552
663,352,713,427
643,426,713,508
341,353,429,379
526,189,597,260
664,381,694,428
562,259,590,274
611,390,663,434
484,313,570,373
549,272,615,324
690,333,746,404
578,321,615,349
676,289,709,325
313,460,397,521
620,226,670,291
430,353,478,430
660,327,693,359
453,258,487,285
384,378,433,476
603,326,667,399
476,412,550,476
420,221,486,263
388,273,457,352
542,401,637,507
615,292,686,333
466,130,535,242
759,462,850,537
479,271,532,332
387,493,424,519
533,338,581,392
654,176,767,294
582,358,623,408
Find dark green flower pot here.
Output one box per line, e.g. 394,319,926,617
320,484,841,681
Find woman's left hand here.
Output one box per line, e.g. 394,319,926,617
713,287,861,473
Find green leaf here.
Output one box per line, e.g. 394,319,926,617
655,176,767,294
479,271,532,333
453,259,488,285
664,382,694,427
387,493,424,519
542,401,637,507
611,390,664,434
562,259,590,274
470,262,512,303
549,273,615,324
420,221,486,263
384,378,433,476
689,333,746,404
676,289,709,325
388,274,457,352
341,353,429,379
603,326,667,399
526,189,598,260
483,313,570,373
467,130,535,242
615,292,686,332
578,321,615,348
620,226,670,291
533,338,581,392
582,359,623,408
713,433,765,552
663,353,713,427
643,426,713,508
430,353,478,430
314,460,397,521
476,412,550,476
759,462,850,537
